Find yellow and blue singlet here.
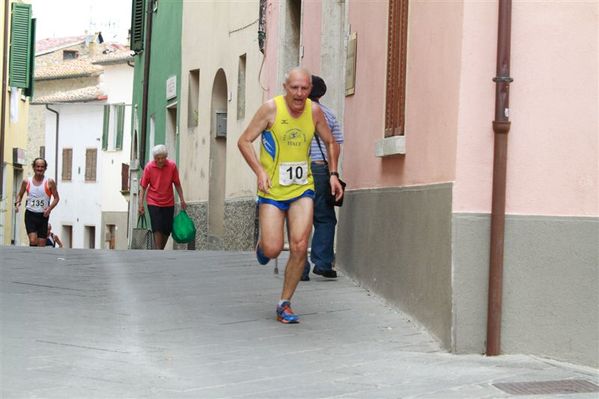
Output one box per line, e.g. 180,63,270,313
259,95,315,205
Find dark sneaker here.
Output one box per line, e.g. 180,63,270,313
301,260,311,281
276,301,299,324
256,244,270,265
313,266,337,278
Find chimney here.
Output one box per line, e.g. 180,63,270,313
88,32,101,56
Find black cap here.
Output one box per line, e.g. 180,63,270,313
309,75,327,101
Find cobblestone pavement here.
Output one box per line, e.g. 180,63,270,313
1,247,597,398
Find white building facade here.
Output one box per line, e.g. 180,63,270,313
96,59,134,249
29,37,133,248
44,104,104,248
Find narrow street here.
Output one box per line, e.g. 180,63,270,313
1,246,597,398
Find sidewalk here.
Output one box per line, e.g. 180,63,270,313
1,246,597,398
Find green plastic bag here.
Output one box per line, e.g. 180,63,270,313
172,210,196,244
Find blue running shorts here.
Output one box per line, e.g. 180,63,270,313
257,190,315,211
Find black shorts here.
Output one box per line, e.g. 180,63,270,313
24,209,49,238
147,205,175,235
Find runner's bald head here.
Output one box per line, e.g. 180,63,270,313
282,67,313,116
284,67,312,84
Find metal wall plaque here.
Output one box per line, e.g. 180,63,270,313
345,32,357,96
166,75,177,100
215,112,227,138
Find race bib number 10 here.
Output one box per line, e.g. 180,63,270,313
279,162,308,186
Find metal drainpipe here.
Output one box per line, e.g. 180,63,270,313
45,105,59,183
139,0,155,167
486,0,513,356
0,0,9,198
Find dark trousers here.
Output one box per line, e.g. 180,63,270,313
304,162,337,274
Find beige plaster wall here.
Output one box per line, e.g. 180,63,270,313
180,0,265,202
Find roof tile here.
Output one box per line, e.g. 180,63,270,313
32,86,107,104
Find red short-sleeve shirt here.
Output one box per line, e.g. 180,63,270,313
140,159,181,207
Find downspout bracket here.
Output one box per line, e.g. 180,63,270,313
492,121,511,135
493,76,514,83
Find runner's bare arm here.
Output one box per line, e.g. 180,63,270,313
44,179,60,217
54,234,64,248
14,180,28,212
238,101,276,194
175,182,187,210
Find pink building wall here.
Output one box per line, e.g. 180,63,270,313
262,0,279,101
300,2,321,73
343,0,597,217
263,1,322,96
264,0,597,217
454,2,598,216
343,1,463,189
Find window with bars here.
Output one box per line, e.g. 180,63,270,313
384,0,409,137
85,149,97,182
61,148,72,181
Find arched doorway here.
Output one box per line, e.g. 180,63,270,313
207,69,228,248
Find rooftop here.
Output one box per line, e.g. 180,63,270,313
31,86,107,104
34,35,133,81
35,60,103,81
35,35,87,55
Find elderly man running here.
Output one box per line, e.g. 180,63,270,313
14,158,60,246
238,67,343,323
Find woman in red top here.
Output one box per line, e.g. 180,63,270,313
138,144,187,249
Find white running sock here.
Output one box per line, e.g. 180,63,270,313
278,299,290,307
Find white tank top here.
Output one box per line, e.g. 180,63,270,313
26,177,51,213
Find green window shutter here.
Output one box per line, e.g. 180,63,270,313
102,105,110,150
24,18,36,97
9,3,32,89
116,104,125,150
130,0,145,52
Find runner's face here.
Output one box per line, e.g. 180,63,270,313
283,72,312,115
33,160,46,176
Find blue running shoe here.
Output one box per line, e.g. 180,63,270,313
276,301,299,324
256,244,270,265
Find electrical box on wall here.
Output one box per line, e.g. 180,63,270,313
12,148,26,166
215,112,227,138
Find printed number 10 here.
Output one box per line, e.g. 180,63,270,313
286,166,303,180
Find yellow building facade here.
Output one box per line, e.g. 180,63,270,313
1,0,33,245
